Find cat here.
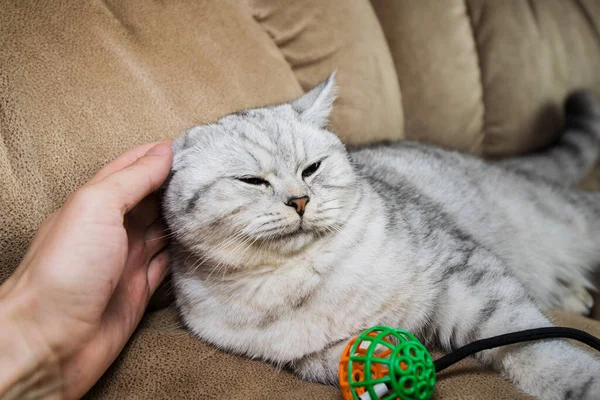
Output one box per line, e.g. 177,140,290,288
163,72,600,400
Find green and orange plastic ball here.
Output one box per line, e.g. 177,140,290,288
339,326,436,400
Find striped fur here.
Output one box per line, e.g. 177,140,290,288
496,91,600,185
164,75,600,399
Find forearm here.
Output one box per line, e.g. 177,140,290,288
0,284,62,399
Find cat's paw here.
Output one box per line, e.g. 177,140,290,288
560,283,594,315
581,378,600,400
564,376,600,400
292,341,349,386
504,340,600,400
549,377,600,400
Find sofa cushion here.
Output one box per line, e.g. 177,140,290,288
371,0,485,154
372,0,600,157
247,0,405,144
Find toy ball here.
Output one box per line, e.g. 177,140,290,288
339,326,436,400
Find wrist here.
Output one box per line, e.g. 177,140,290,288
0,279,63,399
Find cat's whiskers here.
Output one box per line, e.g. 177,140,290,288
220,230,281,305
145,225,189,243
250,226,289,239
201,222,290,294
145,231,179,242
220,233,265,281
193,230,248,278
320,197,340,204
207,233,256,281
217,235,255,280
252,219,293,236
316,206,345,213
205,242,259,297
325,222,364,251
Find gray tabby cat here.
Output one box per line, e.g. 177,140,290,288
163,73,600,400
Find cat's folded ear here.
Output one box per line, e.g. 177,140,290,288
170,127,201,169
290,70,338,129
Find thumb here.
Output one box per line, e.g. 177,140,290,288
96,143,173,214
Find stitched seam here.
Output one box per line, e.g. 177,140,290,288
463,0,488,157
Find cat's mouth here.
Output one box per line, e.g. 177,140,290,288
272,225,310,240
257,218,319,242
264,222,335,243
253,219,334,244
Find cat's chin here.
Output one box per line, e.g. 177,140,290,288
259,227,321,254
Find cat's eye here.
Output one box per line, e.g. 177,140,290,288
237,177,270,186
302,162,321,178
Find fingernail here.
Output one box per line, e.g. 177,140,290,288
145,143,170,156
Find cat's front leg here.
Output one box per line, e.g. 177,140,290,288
434,247,600,400
292,340,349,386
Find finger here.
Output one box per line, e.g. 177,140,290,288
147,250,170,295
96,143,173,214
144,219,169,260
128,193,162,229
88,142,169,185
61,250,167,399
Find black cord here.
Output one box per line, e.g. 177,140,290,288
434,327,600,373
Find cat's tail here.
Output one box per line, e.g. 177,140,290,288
496,90,600,186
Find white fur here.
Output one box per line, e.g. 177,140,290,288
164,76,600,399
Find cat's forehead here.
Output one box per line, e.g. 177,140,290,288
175,103,343,175
218,109,328,167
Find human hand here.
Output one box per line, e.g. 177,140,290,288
0,142,173,399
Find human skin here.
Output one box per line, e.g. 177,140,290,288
0,142,173,399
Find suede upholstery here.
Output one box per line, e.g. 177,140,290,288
1,1,600,399
373,0,600,156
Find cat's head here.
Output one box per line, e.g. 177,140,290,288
163,72,360,264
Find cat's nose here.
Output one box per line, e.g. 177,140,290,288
286,196,310,217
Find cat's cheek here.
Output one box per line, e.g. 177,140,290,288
302,215,334,235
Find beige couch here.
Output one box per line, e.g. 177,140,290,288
1,1,600,398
